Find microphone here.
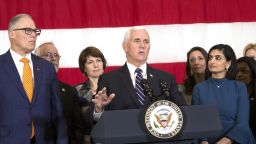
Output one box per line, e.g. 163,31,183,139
140,79,155,102
159,80,170,100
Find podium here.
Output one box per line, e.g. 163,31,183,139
91,105,222,144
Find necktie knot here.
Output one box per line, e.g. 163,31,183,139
135,68,142,75
20,58,30,63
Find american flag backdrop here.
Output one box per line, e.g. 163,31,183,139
1,0,256,85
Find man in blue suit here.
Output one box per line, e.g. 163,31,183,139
0,14,67,144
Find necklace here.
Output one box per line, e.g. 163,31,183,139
214,78,226,88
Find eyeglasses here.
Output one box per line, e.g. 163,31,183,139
13,28,41,36
42,52,61,60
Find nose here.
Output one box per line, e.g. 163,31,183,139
194,59,201,64
139,41,145,48
93,61,99,67
208,58,216,64
236,71,243,78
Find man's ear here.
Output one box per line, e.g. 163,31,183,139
122,42,127,53
8,30,15,39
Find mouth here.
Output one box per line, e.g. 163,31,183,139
138,51,145,55
209,65,216,69
194,66,202,69
236,78,244,81
29,41,36,45
93,69,101,72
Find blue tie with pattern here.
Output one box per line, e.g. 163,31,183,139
135,68,146,105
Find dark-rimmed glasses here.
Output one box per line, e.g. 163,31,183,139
13,28,41,36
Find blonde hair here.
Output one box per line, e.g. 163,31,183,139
244,43,256,56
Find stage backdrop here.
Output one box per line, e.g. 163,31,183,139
1,0,256,86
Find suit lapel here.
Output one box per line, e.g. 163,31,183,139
118,64,142,107
147,66,158,89
147,65,161,101
2,51,29,101
31,54,41,103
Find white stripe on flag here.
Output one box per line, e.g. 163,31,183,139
1,22,256,67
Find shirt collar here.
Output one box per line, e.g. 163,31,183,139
10,48,32,63
127,61,147,75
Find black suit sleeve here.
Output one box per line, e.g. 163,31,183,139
70,88,85,144
59,82,85,144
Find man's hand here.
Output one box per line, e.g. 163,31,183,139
92,87,115,113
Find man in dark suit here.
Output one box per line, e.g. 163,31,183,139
0,14,67,144
35,42,84,144
86,26,187,126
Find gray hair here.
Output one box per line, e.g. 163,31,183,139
8,14,32,30
122,26,149,44
34,42,56,56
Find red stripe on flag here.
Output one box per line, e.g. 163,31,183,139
57,62,186,86
1,0,256,30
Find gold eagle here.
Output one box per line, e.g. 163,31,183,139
154,113,172,128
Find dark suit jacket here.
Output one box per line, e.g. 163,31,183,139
59,81,84,144
85,63,187,132
0,50,67,144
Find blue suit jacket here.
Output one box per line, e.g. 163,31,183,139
0,50,67,144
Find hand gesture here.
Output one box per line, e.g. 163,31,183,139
92,87,115,113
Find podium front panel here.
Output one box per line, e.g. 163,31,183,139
91,105,222,144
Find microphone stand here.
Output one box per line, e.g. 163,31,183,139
159,80,170,100
140,79,156,103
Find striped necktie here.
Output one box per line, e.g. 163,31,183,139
135,68,146,105
20,58,35,138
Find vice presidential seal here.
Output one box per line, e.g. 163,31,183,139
145,100,183,139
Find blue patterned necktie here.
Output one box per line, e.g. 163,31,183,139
135,68,146,105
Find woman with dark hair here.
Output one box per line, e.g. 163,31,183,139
192,44,255,143
179,46,208,105
74,46,107,143
75,46,107,106
236,56,256,138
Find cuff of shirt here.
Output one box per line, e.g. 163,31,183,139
93,109,104,121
